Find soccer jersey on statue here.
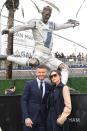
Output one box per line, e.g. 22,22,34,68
27,19,56,51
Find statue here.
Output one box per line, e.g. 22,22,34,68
2,6,79,84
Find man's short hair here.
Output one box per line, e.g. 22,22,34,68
42,6,52,13
37,64,47,69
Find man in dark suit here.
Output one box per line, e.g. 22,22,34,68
21,65,51,131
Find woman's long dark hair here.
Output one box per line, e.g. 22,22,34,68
50,70,61,78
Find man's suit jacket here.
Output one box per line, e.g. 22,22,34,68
21,79,51,125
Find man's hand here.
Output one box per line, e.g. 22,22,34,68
68,19,80,27
2,29,9,35
25,118,33,128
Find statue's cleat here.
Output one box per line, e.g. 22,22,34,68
26,58,40,67
2,29,9,35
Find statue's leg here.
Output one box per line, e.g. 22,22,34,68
58,63,69,84
7,55,39,67
32,50,69,84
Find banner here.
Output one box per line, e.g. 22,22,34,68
0,94,87,131
69,94,87,131
1,16,35,56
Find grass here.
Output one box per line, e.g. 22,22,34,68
0,77,87,95
68,77,87,93
0,79,29,95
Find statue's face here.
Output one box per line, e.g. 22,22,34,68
42,10,51,24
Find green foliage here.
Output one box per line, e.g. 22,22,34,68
0,79,31,95
68,77,87,93
0,77,87,95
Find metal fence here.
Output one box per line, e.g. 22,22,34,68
0,67,87,80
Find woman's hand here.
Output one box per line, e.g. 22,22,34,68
56,115,67,125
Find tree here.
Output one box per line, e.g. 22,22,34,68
4,0,19,79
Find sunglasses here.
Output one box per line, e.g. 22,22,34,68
50,73,57,79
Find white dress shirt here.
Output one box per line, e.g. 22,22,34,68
37,78,45,97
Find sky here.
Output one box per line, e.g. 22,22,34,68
0,0,87,56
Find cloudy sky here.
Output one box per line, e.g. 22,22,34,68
0,0,87,56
